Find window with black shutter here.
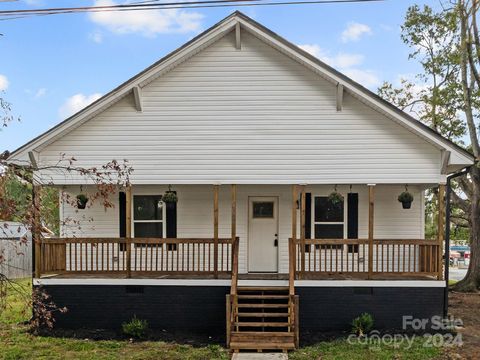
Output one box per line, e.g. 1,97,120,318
314,196,344,250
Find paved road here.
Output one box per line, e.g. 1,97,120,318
449,267,468,281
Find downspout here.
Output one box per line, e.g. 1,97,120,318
444,166,471,317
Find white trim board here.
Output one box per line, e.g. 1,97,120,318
295,280,446,288
33,278,445,288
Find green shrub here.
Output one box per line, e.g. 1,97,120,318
121,316,149,339
351,313,374,336
397,191,414,203
328,191,344,205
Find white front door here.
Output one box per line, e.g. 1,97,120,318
248,197,279,272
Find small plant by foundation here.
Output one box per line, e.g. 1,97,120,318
121,316,149,339
351,313,374,337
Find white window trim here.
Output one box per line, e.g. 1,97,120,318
132,194,166,238
311,194,347,239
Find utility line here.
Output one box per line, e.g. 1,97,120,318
0,0,384,19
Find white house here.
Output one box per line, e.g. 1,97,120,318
8,12,473,352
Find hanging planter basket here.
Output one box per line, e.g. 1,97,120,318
162,186,178,203
398,191,413,209
328,191,344,205
76,194,89,209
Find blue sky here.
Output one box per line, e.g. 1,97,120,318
0,0,438,152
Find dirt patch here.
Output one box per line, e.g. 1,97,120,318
444,291,480,359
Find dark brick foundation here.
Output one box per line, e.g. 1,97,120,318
38,284,444,341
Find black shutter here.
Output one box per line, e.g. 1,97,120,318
165,193,177,250
347,193,359,252
305,193,312,239
166,201,177,238
303,193,311,252
119,192,126,251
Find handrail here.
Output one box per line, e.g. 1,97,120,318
288,237,296,296
43,237,235,244
290,238,441,279
290,239,439,246
230,237,240,296
227,237,239,348
40,237,238,277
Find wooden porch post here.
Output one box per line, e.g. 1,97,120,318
230,184,238,294
368,185,375,279
214,185,219,279
125,185,132,278
300,186,306,277
33,185,42,278
437,184,445,280
289,185,297,294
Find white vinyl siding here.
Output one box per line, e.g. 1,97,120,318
59,187,120,238
38,30,442,185
60,184,424,274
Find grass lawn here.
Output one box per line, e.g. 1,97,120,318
0,279,443,360
290,339,442,360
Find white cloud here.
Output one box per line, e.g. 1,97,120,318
325,53,364,68
0,74,9,91
341,22,372,43
59,93,102,119
343,69,380,88
89,0,203,37
89,32,103,43
298,44,322,58
34,88,47,98
298,44,363,68
298,44,380,88
24,0,44,6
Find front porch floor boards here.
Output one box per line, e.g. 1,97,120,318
39,272,437,281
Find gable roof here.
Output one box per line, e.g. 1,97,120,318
9,11,474,170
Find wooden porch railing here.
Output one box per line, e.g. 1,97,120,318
226,236,239,347
289,238,441,279
40,237,239,276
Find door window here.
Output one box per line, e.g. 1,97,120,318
253,201,274,218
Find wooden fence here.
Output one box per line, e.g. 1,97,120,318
0,239,32,279
40,237,239,277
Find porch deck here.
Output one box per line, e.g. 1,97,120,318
40,272,437,281
37,237,442,281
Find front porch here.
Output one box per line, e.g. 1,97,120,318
32,183,447,352
37,237,442,281
35,184,445,282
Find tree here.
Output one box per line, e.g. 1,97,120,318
1,97,15,129
0,156,133,328
455,0,480,291
2,174,59,234
378,5,466,142
0,96,133,326
378,2,480,291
